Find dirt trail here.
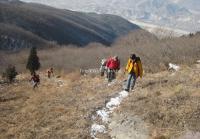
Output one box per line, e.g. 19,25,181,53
109,113,149,139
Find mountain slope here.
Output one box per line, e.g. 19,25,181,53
21,0,200,32
0,23,48,50
0,0,140,50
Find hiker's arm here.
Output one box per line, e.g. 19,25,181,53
124,59,130,73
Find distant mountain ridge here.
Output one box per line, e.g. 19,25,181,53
21,0,200,32
0,0,140,50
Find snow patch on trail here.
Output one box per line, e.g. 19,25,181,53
90,90,129,138
97,109,110,123
169,63,180,71
91,124,106,139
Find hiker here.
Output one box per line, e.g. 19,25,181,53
47,67,54,78
106,56,120,82
124,54,143,92
30,72,40,89
100,58,107,77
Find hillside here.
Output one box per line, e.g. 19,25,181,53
22,0,200,32
0,62,200,139
1,31,200,74
0,0,140,50
0,23,48,50
108,63,200,139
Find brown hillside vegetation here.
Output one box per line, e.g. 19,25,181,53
0,71,122,139
109,63,200,139
0,63,200,139
1,31,200,73
1,27,200,139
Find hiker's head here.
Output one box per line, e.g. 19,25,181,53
113,56,118,60
130,54,136,60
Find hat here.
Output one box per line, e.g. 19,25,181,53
130,54,136,60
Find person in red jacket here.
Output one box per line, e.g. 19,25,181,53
106,56,120,82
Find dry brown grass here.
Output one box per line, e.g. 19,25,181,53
1,30,200,139
0,69,124,139
1,62,200,138
115,64,200,139
1,30,200,74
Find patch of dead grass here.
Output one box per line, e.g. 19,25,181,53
115,65,200,139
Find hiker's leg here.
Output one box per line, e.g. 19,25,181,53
113,70,116,80
33,82,36,89
108,69,111,82
111,70,116,81
130,73,136,90
106,69,109,79
101,72,104,77
36,83,38,88
110,70,114,82
125,73,133,91
100,66,104,76
111,70,114,81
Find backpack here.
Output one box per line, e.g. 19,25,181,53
101,59,107,66
136,57,143,78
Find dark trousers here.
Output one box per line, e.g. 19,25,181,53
107,69,116,82
125,72,136,91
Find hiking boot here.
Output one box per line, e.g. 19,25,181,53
124,89,129,92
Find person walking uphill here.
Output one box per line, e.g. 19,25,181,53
106,56,120,82
30,72,40,89
47,67,54,78
124,54,143,92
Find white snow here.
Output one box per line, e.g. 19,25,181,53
96,109,110,123
91,90,130,138
106,97,122,110
119,90,129,98
91,124,106,138
96,91,129,123
106,91,129,111
169,63,180,71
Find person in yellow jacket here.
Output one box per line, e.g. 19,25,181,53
124,54,143,92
